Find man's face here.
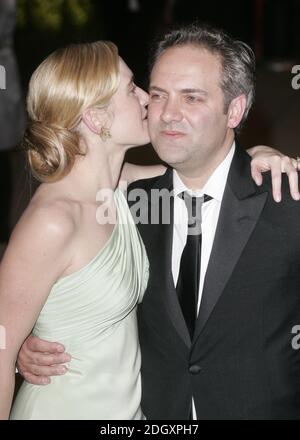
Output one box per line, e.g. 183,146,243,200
148,45,235,176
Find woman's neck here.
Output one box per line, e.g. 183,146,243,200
51,144,127,204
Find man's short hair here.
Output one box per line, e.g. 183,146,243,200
151,23,256,130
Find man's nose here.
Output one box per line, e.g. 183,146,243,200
160,98,183,124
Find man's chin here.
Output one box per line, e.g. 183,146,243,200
155,148,185,166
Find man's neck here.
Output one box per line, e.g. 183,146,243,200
176,136,235,190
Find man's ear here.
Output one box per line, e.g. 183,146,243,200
227,94,247,129
81,108,104,135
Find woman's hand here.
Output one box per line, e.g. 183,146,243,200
247,146,300,202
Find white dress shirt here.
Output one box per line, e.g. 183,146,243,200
171,142,236,419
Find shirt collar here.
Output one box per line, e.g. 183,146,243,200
173,141,236,202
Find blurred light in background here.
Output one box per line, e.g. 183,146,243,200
17,0,94,32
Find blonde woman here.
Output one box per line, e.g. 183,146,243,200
0,41,298,420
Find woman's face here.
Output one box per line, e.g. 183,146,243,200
109,58,150,147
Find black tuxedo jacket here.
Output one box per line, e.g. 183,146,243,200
128,145,300,420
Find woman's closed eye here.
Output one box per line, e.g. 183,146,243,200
129,84,137,94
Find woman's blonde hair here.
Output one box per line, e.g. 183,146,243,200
24,41,119,183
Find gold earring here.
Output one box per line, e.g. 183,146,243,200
99,126,111,141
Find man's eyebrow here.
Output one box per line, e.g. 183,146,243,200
181,88,207,95
149,85,207,95
148,86,166,93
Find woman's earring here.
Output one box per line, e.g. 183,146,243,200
99,127,111,141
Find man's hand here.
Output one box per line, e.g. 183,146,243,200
17,335,71,385
249,146,300,202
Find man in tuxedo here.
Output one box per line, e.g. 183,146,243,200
16,25,300,420
127,24,300,419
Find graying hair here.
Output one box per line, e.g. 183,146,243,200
151,24,256,131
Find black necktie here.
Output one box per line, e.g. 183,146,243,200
176,192,212,339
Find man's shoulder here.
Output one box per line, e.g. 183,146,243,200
128,168,172,194
261,171,300,214
232,144,300,211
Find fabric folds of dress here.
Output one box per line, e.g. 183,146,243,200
11,188,149,420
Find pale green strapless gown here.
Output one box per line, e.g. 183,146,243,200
10,189,149,420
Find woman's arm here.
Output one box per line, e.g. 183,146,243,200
121,146,299,201
0,204,74,419
120,163,167,186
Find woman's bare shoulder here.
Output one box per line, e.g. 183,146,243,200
9,190,79,260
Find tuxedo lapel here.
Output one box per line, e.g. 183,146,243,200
194,146,268,341
140,168,191,348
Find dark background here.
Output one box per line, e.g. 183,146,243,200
15,1,300,87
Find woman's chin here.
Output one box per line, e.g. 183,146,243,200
136,136,151,147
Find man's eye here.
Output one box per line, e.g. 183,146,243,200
185,95,200,103
150,93,162,100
